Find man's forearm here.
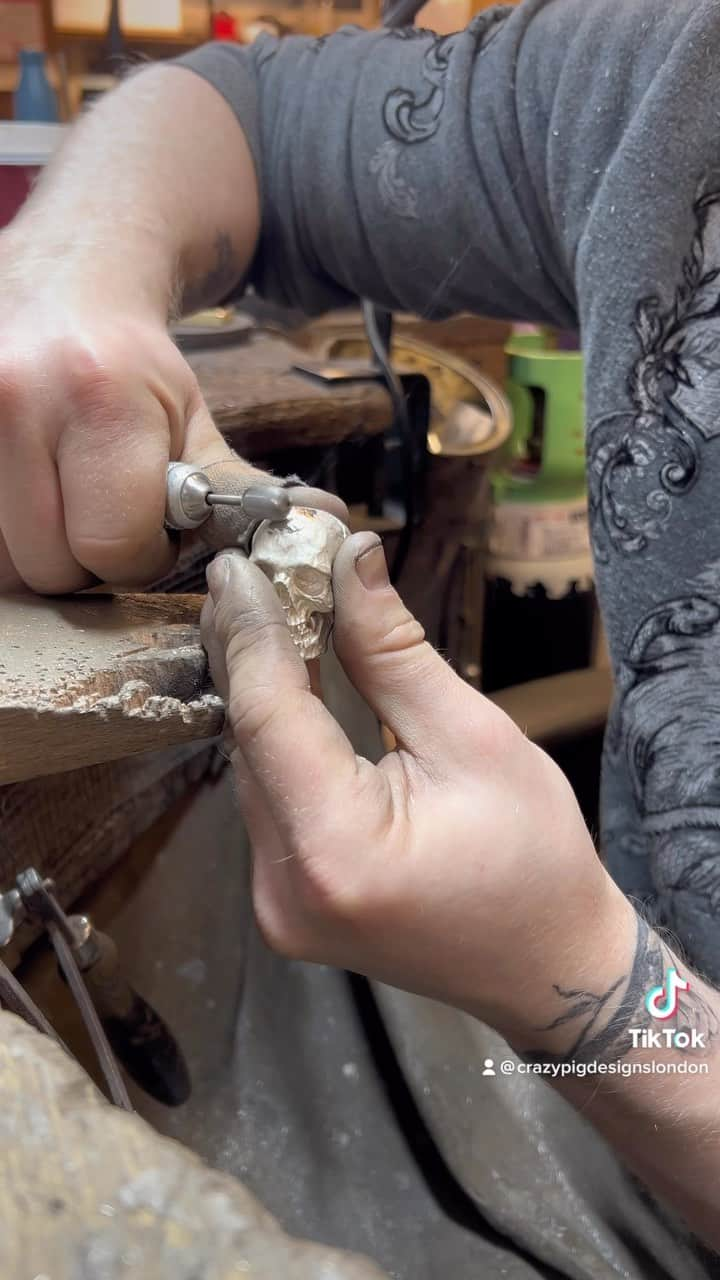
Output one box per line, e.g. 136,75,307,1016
1,65,259,318
516,899,720,1250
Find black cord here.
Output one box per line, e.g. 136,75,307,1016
347,973,575,1280
305,446,340,492
436,545,464,657
362,300,416,584
381,0,427,29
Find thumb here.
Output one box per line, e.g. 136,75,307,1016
181,390,280,550
182,385,350,548
332,534,465,759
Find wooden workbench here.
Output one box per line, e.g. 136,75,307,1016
0,327,395,783
186,331,393,458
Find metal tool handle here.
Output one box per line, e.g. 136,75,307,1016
69,920,191,1108
51,921,134,1112
165,462,213,530
8,870,190,1110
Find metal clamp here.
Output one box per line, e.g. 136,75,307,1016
0,868,191,1110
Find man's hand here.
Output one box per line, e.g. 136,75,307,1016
0,62,264,594
203,535,720,1251
0,296,240,593
201,532,631,1045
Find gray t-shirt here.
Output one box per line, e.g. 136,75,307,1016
179,0,720,984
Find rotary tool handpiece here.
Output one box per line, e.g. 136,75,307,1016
165,461,292,531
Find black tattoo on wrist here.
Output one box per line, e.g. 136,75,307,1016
182,231,241,313
524,915,719,1067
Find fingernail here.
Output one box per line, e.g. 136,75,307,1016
355,541,390,591
206,555,230,601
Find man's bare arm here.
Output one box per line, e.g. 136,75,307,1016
0,66,262,592
518,908,720,1251
4,65,259,318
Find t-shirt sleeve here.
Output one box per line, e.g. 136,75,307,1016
173,2,718,326
176,3,581,324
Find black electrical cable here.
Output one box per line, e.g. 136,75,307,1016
360,0,435,581
346,973,580,1280
381,0,427,28
361,299,417,584
359,0,425,584
436,544,464,658
305,446,340,493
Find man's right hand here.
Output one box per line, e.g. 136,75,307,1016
0,59,264,595
0,291,233,594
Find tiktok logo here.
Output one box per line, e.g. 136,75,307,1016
628,967,705,1050
644,967,690,1020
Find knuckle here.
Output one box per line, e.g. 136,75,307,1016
67,528,143,563
337,619,429,684
222,610,290,678
56,334,106,385
66,527,174,585
459,703,518,768
54,337,140,438
477,699,525,758
57,333,99,373
376,615,427,655
217,598,263,653
227,682,284,745
364,639,439,698
71,382,120,424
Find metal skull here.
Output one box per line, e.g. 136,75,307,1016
249,507,349,660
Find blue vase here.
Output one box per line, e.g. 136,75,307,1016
13,49,59,123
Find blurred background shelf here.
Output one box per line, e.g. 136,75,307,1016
0,0,524,120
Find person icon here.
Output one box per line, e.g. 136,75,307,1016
482,1058,496,1076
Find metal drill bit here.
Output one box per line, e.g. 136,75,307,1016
206,484,292,522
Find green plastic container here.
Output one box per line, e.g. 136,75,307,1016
481,330,595,692
497,331,586,503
